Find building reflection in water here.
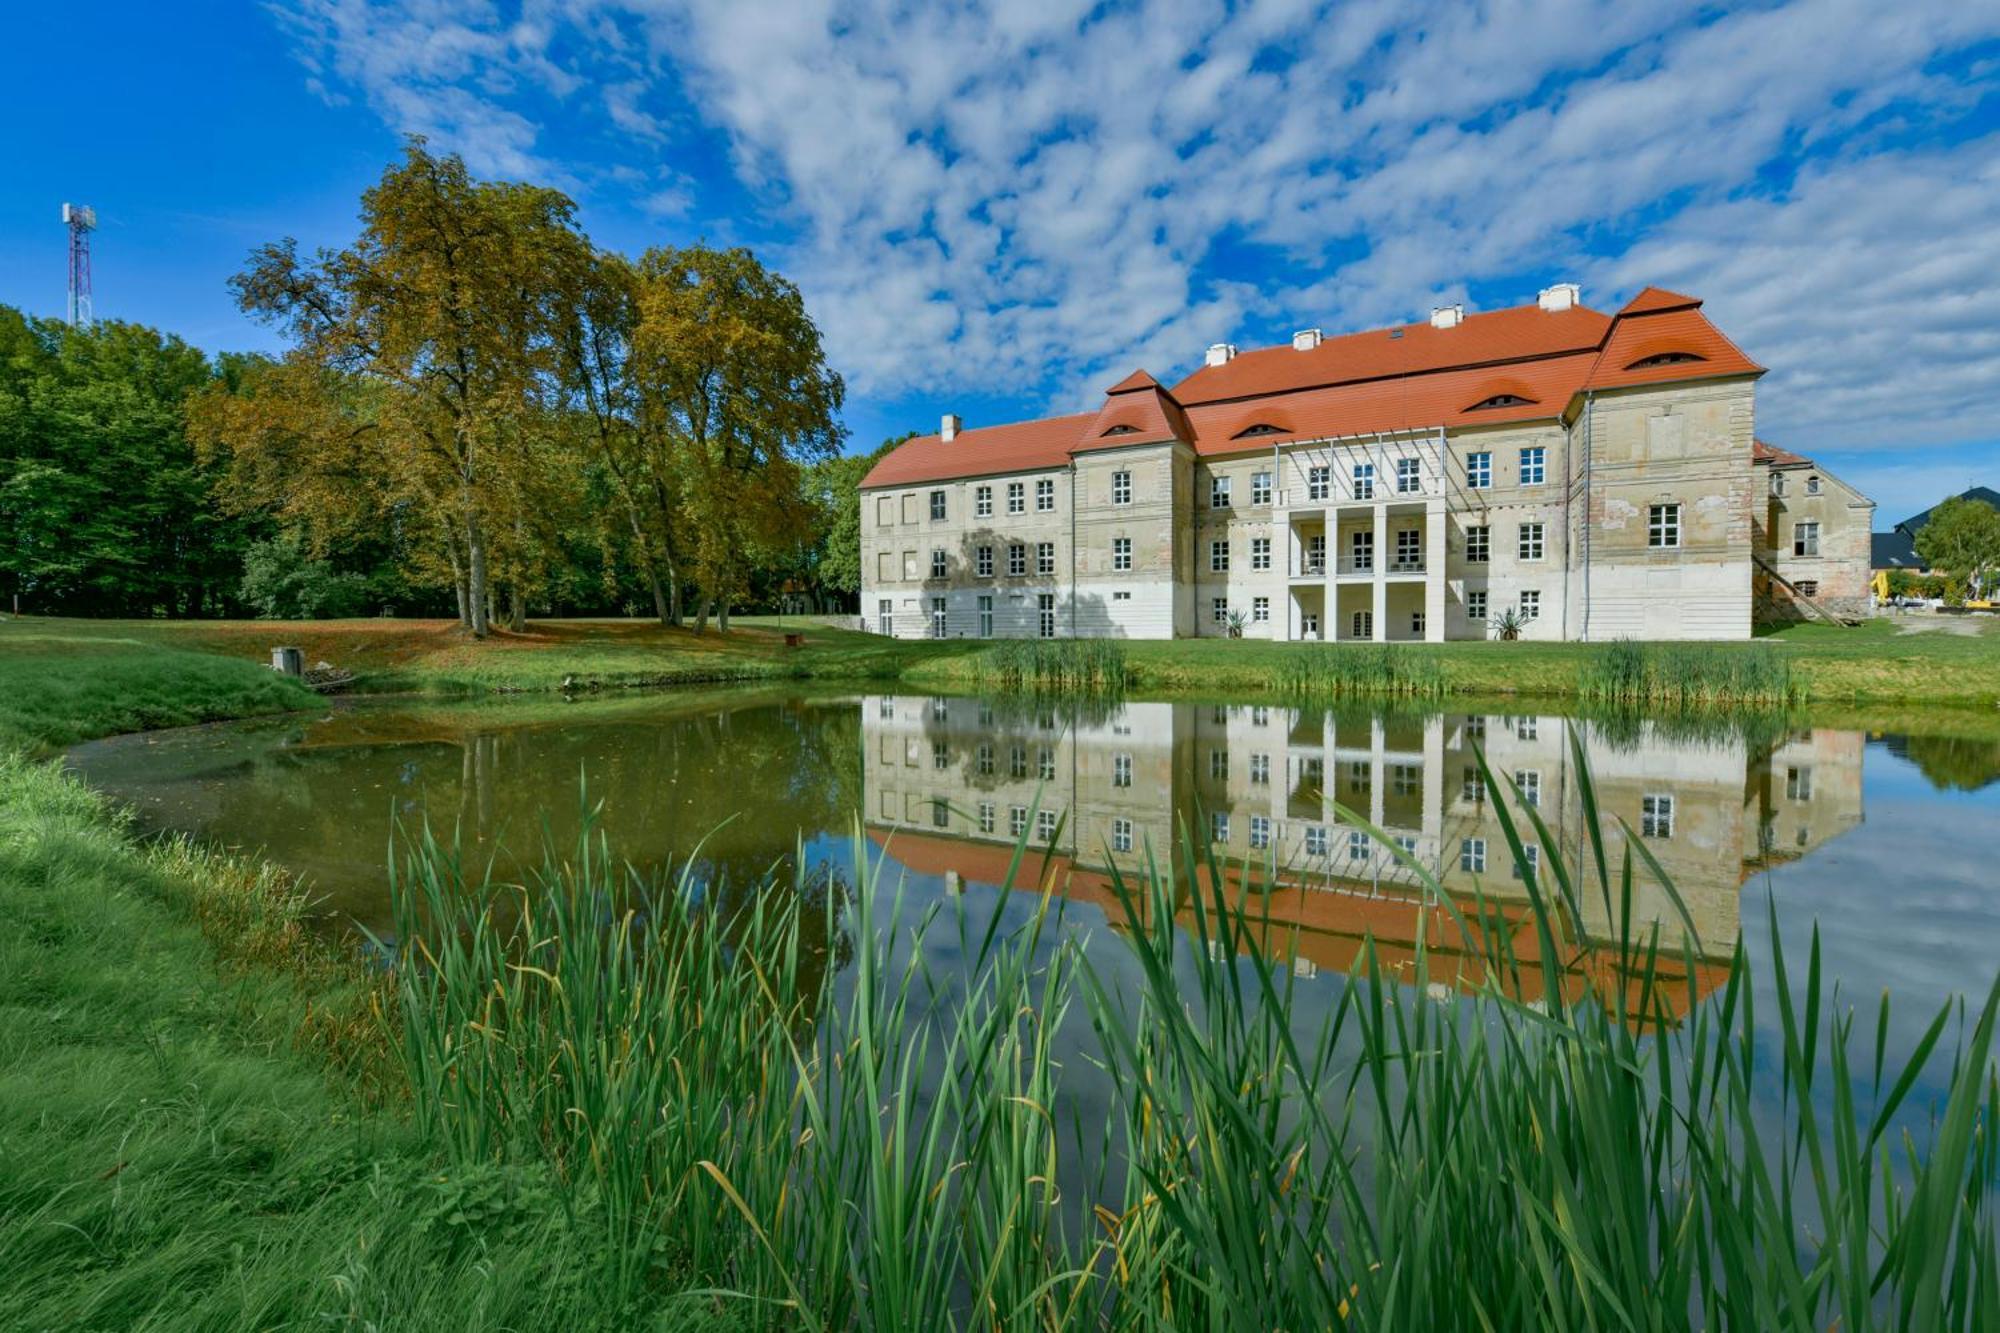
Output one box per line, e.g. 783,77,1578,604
863,697,1864,1018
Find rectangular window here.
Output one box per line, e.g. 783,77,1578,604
1797,579,1819,597
1345,760,1371,796
976,742,993,775
1250,752,1270,784
1305,534,1326,573
1351,609,1373,640
1396,456,1421,494
1251,706,1269,727
1395,528,1421,570
1209,749,1228,780
1036,477,1056,512
902,494,917,524
930,597,947,639
1113,753,1132,787
1648,503,1681,548
1308,465,1330,501
1411,611,1425,636
1348,830,1370,862
877,495,894,526
1460,837,1487,873
1212,597,1230,625
877,551,893,582
1250,815,1271,849
931,798,949,829
1794,521,1820,557
1251,536,1271,570
1252,471,1272,505
1466,452,1491,489
1037,593,1056,638
1516,769,1541,808
1350,530,1374,572
1038,748,1056,780
1352,462,1375,500
1010,806,1028,837
975,546,993,577
1466,525,1490,563
1112,537,1132,571
1514,845,1540,882
1516,715,1538,741
1519,590,1541,621
878,598,893,635
1462,765,1485,803
979,802,995,834
1112,470,1131,506
1305,826,1328,857
1391,763,1420,797
1770,473,1787,498
1806,474,1822,495
933,740,950,770
1007,481,1026,514
1467,589,1487,621
1786,765,1812,801
1010,745,1028,779
903,550,918,580
975,485,993,517
978,595,993,638
1519,522,1545,561
931,548,947,578
1253,595,1270,623
1519,446,1546,486
929,490,946,521
1641,793,1675,839
1036,542,1055,575
1210,540,1230,573
1112,817,1133,853
1007,544,1026,576
1210,475,1232,508
1210,812,1230,843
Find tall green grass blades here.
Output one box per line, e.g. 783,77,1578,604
1275,642,1449,700
965,639,1129,697
1578,638,1806,708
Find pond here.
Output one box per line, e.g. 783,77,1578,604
67,686,2000,1080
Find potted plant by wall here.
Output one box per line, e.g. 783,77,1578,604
1226,609,1248,639
1489,608,1527,641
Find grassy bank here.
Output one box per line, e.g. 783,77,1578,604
0,755,700,1328
8,611,1998,713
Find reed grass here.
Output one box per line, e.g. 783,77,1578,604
961,638,1130,697
1579,638,1806,708
1273,642,1450,699
381,739,2000,1329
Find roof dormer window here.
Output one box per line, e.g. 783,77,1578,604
1628,350,1706,369
1233,423,1285,439
1101,424,1139,436
1467,393,1532,411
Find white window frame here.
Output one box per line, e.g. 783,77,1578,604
1112,470,1132,506
931,548,947,578
1112,817,1133,853
1519,446,1546,486
1251,536,1271,570
1308,465,1331,501
1036,477,1056,512
1460,837,1487,873
1519,522,1545,561
1253,596,1270,623
1007,481,1026,515
1794,521,1820,557
1519,590,1541,621
1036,542,1055,576
1251,471,1272,505
1648,503,1681,549
1212,596,1230,625
1396,456,1421,494
1352,462,1375,500
1210,474,1232,508
929,490,947,521
975,485,993,518
1641,793,1675,839
1210,540,1230,573
1113,753,1132,787
1467,589,1487,621
975,546,993,577
1112,537,1132,572
1466,451,1491,489
978,594,994,638
1007,544,1026,576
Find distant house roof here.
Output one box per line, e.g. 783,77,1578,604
1872,531,1922,571
860,285,1768,490
1753,439,1813,469
1896,486,2000,537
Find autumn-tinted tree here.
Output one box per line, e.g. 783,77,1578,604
214,140,585,636
630,245,846,631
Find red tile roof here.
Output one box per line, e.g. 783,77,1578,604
1753,439,1813,468
860,288,1765,489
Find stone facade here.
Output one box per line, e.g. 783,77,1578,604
1751,446,1876,621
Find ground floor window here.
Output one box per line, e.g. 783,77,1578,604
1249,815,1271,849
1796,579,1819,598
1212,597,1229,625
1466,589,1487,622
878,598,893,635
1037,809,1058,841
1411,611,1425,636
1253,596,1270,623
930,597,947,639
932,798,949,829
979,802,995,833
1460,837,1487,873
1112,817,1133,853
1010,806,1028,836
1038,593,1056,638
1519,590,1540,621
1351,609,1373,640
1301,612,1319,638
978,594,993,638
1210,812,1229,843
1641,793,1675,839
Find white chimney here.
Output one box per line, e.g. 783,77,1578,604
940,413,961,442
1538,283,1581,312
1430,303,1464,329
1204,342,1237,367
1291,328,1323,351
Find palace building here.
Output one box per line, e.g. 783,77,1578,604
859,283,1869,642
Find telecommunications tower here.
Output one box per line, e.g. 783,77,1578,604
63,203,95,327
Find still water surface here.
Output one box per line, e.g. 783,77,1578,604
68,688,2000,1082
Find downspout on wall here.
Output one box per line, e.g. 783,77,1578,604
1581,391,1595,642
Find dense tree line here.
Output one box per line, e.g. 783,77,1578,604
2,142,884,630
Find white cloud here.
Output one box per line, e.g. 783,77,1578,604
272,0,2000,450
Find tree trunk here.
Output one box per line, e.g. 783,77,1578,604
718,600,731,633
648,573,670,626
693,596,712,634
467,517,490,638
507,584,526,632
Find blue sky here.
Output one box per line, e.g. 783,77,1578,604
3,1,1996,526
